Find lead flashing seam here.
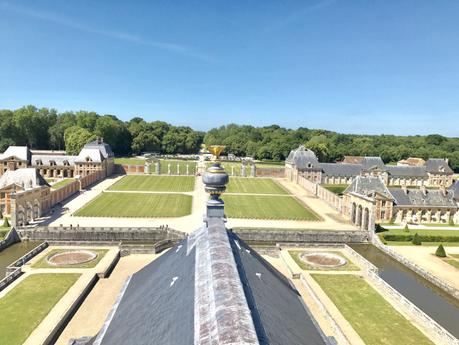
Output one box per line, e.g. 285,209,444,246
193,220,260,345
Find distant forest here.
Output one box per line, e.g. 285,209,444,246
1,105,458,171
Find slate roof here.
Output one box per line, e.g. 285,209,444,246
31,155,77,166
361,157,385,170
385,166,427,178
449,180,459,201
389,188,457,207
0,168,49,190
319,163,361,177
84,140,114,159
82,219,328,345
286,145,320,170
75,149,104,163
425,159,453,174
344,175,393,199
0,146,31,162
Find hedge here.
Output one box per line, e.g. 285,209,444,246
382,234,459,242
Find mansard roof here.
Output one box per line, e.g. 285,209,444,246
0,146,31,162
385,165,427,178
425,158,453,174
84,140,114,159
75,148,104,163
361,157,385,170
286,145,320,170
82,219,327,345
344,175,393,199
389,188,457,207
31,155,77,166
319,162,361,177
0,168,49,190
449,180,459,201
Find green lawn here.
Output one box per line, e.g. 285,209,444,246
312,274,434,345
386,241,459,247
226,177,288,194
289,250,359,271
51,178,75,189
32,249,108,269
115,157,145,165
74,192,192,218
109,175,195,192
223,195,320,220
444,258,459,269
0,273,80,345
321,184,349,195
451,254,459,259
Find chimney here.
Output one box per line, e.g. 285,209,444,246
440,186,447,197
402,185,407,194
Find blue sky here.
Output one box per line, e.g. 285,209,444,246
1,1,459,136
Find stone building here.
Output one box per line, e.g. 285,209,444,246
342,175,458,226
0,168,50,222
0,139,114,179
285,145,454,188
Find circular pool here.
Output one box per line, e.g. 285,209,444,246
46,250,97,266
300,252,346,268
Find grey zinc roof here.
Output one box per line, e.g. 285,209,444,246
386,165,427,178
286,145,320,170
319,162,361,177
31,155,77,166
0,146,31,162
84,140,114,158
389,188,457,207
344,175,393,199
425,159,453,174
87,219,327,345
0,168,49,190
361,156,385,170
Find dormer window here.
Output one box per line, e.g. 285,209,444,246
308,163,313,168
86,156,92,162
439,166,445,172
50,160,56,166
63,160,69,166
35,159,42,165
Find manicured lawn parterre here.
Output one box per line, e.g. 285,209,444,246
289,250,359,271
312,274,434,345
32,249,108,269
114,157,145,165
381,228,459,236
222,195,320,220
226,177,288,194
379,227,459,246
74,192,192,218
321,184,349,195
51,178,75,190
444,258,459,269
0,273,80,345
109,175,195,192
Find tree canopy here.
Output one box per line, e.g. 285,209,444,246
0,106,458,172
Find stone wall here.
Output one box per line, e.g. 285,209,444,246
50,180,79,205
233,228,370,244
18,226,186,243
316,183,342,212
255,167,285,178
115,164,145,175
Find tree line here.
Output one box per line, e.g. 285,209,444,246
1,106,458,171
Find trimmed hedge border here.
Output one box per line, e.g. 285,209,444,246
382,234,459,242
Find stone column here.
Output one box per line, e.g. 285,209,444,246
177,163,180,175
167,163,171,175
186,164,189,175
9,192,17,228
250,164,256,177
155,161,161,175
241,164,246,177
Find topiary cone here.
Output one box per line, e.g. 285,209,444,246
435,244,447,258
412,233,422,245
